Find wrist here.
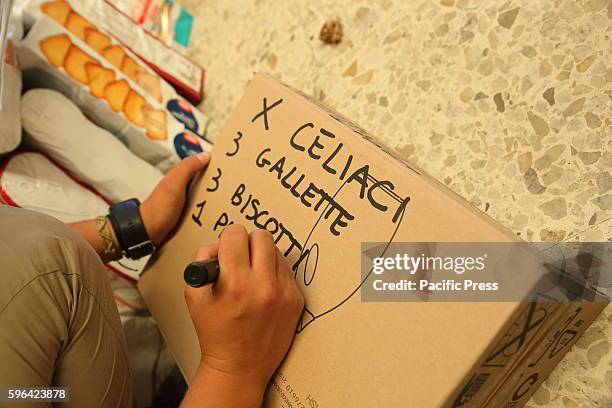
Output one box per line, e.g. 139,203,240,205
107,198,156,259
193,361,266,407
95,216,122,261
139,200,162,247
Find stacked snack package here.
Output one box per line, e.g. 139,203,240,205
19,5,211,170
4,0,208,286
105,0,194,50
5,0,204,286
0,0,23,156
23,0,204,104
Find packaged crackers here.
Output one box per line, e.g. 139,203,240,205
19,13,210,168
24,0,205,104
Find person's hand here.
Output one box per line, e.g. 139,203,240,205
184,225,304,405
140,152,210,246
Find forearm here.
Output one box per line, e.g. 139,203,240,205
65,154,209,264
181,363,265,408
69,218,121,264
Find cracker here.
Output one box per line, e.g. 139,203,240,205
135,71,163,103
101,45,125,69
86,63,116,98
64,45,99,84
40,0,72,26
39,34,72,67
121,56,140,82
123,90,146,127
84,28,111,53
64,12,94,41
103,80,130,112
143,107,168,140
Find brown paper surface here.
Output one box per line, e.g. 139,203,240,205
139,74,593,407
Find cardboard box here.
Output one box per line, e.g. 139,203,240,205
19,16,211,168
139,74,606,407
480,302,604,407
23,0,205,104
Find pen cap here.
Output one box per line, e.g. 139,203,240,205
184,259,219,287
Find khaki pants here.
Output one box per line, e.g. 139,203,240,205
0,206,132,407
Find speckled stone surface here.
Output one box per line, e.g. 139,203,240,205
182,0,611,406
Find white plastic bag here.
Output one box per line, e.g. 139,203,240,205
0,151,148,283
21,88,164,203
0,151,108,221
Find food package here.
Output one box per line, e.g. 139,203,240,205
0,151,147,283
21,88,163,203
18,15,211,168
105,0,194,50
0,5,22,155
23,0,205,104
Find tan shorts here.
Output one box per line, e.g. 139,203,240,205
0,206,132,407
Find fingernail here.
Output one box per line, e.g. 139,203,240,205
196,152,210,163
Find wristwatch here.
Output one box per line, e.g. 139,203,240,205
108,198,155,260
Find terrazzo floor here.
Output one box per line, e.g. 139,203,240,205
182,0,611,406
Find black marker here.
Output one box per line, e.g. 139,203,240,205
184,259,220,287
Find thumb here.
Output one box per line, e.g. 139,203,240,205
165,152,211,191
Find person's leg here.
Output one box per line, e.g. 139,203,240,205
0,206,133,407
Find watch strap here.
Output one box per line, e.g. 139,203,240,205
108,198,155,260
